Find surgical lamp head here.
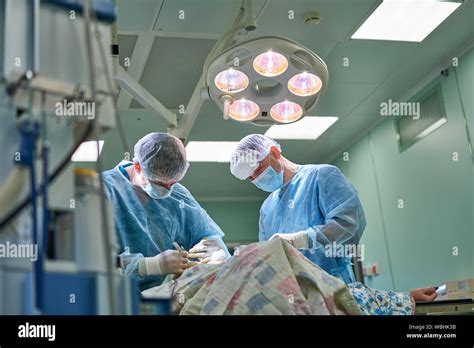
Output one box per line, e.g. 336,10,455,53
206,36,329,126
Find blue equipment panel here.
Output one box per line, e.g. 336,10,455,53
44,0,117,22
24,272,97,315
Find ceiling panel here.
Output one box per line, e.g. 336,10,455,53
153,0,244,33
111,0,474,200
242,0,379,58
130,36,216,109
312,82,379,117
325,41,414,84
117,34,138,71
116,0,162,32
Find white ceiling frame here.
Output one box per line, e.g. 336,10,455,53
115,31,155,110
118,30,221,40
115,64,177,128
168,74,205,140
115,29,218,138
115,0,269,141
114,31,218,114
115,1,221,134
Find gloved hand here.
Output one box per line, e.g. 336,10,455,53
139,250,189,276
189,238,221,255
202,249,227,264
189,239,226,263
269,231,309,249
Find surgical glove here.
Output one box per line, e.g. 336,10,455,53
189,239,222,259
270,231,309,249
201,249,227,264
138,250,188,276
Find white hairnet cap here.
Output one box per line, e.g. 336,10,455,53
230,134,281,180
133,132,189,183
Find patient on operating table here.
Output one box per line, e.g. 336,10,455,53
142,238,436,315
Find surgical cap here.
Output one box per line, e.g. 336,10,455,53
230,134,281,180
133,132,189,183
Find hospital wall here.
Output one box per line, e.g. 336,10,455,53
200,200,262,246
332,48,473,292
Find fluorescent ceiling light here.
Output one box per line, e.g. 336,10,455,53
71,140,104,162
186,141,240,163
351,0,461,42
264,116,338,140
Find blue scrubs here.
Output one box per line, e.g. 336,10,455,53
259,164,366,283
103,161,230,291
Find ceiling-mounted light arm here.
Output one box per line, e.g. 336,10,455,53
203,0,258,89
168,1,265,141
114,65,177,128
243,0,257,31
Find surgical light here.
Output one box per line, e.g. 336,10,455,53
288,72,322,97
253,51,288,77
214,69,249,93
270,101,303,123
205,36,329,126
228,98,260,121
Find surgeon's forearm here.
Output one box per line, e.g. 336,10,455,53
311,218,362,246
118,251,146,280
302,224,358,254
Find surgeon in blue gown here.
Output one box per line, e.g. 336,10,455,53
230,134,366,284
103,132,230,291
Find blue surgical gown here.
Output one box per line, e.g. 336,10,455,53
259,164,366,283
102,161,230,291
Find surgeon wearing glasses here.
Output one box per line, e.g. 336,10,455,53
103,132,230,291
230,134,366,283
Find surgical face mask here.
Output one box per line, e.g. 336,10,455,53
141,181,173,199
251,159,284,192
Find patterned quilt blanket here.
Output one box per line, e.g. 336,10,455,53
142,238,414,315
142,238,362,315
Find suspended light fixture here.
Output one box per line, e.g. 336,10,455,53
288,72,322,97
270,101,303,123
253,51,288,77
228,98,260,121
214,68,249,93
204,36,328,126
